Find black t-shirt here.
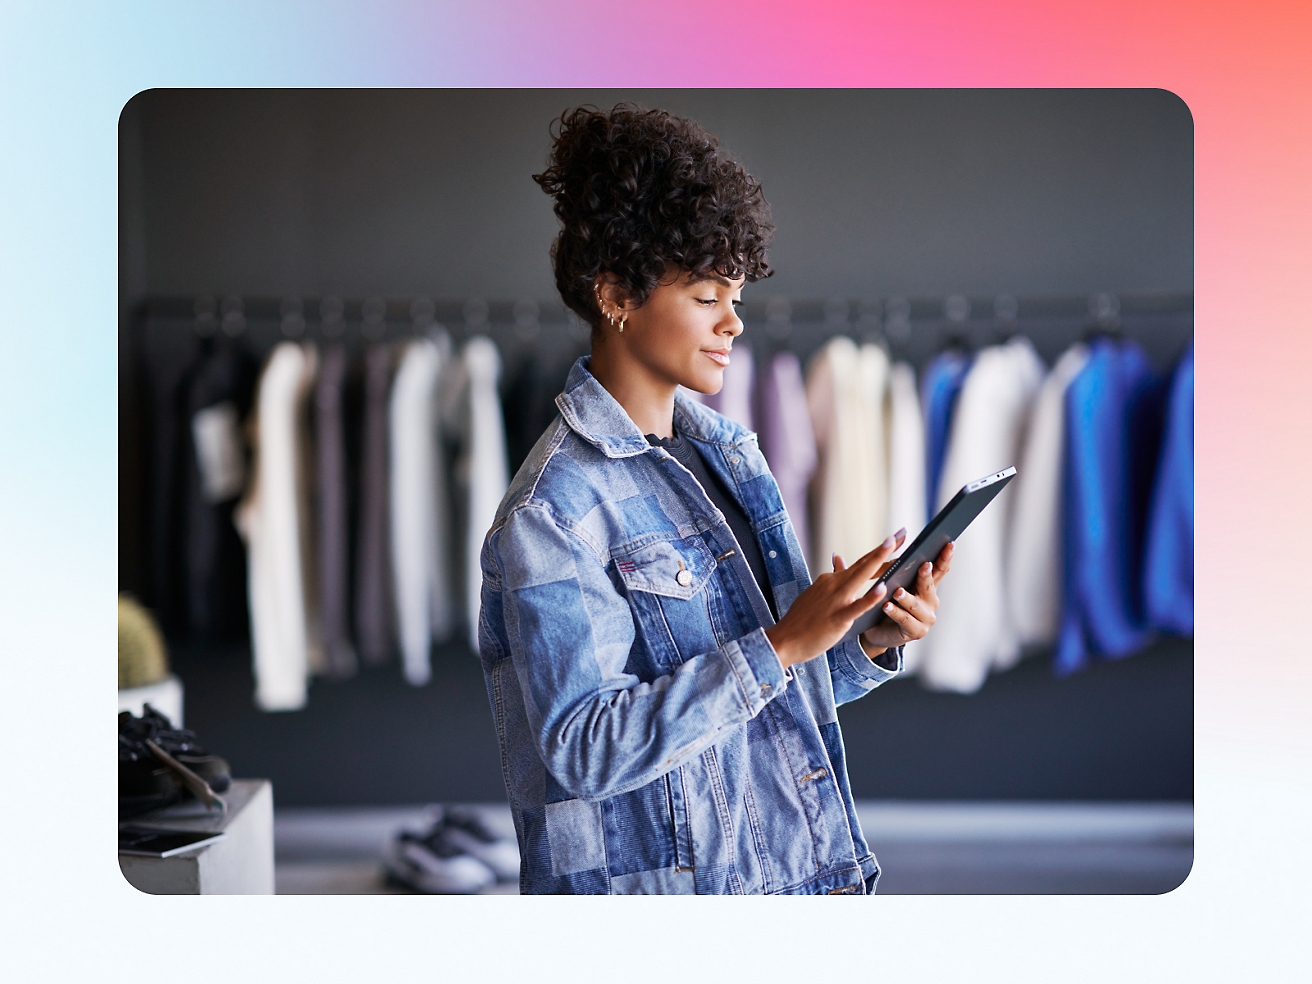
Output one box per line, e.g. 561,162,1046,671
645,429,778,621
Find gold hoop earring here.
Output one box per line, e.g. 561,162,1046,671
617,312,626,333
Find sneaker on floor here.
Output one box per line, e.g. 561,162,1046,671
443,807,521,882
383,824,496,895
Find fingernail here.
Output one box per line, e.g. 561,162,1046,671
895,527,907,540
895,588,906,599
884,603,894,612
881,535,895,549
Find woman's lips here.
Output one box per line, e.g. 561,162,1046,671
704,349,731,367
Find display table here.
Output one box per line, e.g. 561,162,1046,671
120,779,274,894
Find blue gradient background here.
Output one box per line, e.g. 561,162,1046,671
1,0,1309,979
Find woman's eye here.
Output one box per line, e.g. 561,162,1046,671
697,298,716,306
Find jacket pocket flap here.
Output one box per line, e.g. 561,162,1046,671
615,539,715,600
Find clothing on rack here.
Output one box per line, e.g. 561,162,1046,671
389,336,455,686
805,338,889,577
1144,343,1194,636
1005,343,1091,651
920,348,972,522
757,349,818,565
235,342,317,711
450,336,510,652
885,360,927,553
315,344,357,679
145,339,203,636
354,343,395,666
184,340,257,639
1056,337,1167,675
915,337,1044,693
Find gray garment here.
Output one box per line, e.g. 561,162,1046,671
354,343,394,665
316,344,357,677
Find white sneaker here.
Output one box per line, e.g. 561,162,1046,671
443,808,521,882
383,824,495,894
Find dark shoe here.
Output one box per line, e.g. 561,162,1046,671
118,706,231,819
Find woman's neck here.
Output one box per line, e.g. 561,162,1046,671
589,341,677,439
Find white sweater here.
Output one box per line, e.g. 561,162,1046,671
235,342,317,711
916,338,1044,693
885,361,928,673
461,336,510,652
805,338,890,576
389,336,455,686
1005,343,1091,650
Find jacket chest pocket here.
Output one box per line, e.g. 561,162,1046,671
615,538,721,671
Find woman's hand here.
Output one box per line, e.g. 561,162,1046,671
764,530,907,669
857,541,954,658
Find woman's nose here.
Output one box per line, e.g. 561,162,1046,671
720,308,744,336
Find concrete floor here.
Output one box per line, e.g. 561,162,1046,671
273,801,1193,895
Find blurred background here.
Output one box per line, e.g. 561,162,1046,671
118,89,1193,894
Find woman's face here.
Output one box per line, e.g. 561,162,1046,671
608,268,746,395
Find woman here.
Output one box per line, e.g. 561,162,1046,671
478,104,952,895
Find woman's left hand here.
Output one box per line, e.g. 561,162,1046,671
854,541,954,658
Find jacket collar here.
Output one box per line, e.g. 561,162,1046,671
556,356,749,459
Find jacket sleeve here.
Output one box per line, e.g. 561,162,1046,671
490,503,789,802
826,637,903,706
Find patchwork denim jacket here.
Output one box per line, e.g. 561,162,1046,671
478,357,903,895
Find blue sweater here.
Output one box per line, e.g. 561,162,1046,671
1056,338,1168,674
1143,344,1194,635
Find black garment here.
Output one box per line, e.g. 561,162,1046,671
183,340,257,639
354,343,394,665
645,429,778,621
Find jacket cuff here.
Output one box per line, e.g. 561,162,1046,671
724,628,789,715
835,637,903,692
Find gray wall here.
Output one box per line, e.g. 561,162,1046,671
120,88,1192,305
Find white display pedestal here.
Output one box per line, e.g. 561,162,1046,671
118,674,184,727
120,780,274,895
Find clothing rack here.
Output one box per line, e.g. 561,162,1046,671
131,290,1194,372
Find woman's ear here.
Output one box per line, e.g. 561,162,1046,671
595,276,630,313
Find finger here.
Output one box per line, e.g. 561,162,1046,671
847,529,906,582
916,562,939,607
880,596,928,640
839,581,887,620
932,542,954,585
832,553,846,573
889,584,935,625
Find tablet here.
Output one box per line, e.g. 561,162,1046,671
846,466,1016,641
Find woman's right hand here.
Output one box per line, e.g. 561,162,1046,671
764,529,907,668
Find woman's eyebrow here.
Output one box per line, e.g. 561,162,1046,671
688,274,735,288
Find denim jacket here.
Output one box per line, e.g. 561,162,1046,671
478,357,903,895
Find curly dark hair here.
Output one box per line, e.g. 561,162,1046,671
533,104,774,328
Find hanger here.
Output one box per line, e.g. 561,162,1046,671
193,295,219,339
990,293,1020,344
361,295,388,343
938,294,973,354
1082,292,1124,343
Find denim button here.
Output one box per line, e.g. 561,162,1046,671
729,455,740,464
759,683,772,698
676,569,693,587
768,550,777,559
